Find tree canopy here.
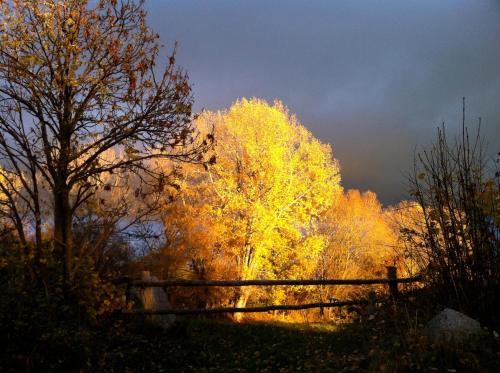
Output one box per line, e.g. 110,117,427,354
159,98,342,313
0,0,210,283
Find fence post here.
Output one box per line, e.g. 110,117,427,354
367,290,377,314
386,266,398,300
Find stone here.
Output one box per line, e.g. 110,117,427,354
131,271,176,327
424,308,482,342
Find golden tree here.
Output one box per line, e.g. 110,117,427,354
160,98,341,315
317,190,397,301
0,0,210,283
384,200,427,278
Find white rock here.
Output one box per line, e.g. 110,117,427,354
424,308,482,342
132,271,176,327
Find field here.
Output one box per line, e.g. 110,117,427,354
5,310,499,373
108,318,500,372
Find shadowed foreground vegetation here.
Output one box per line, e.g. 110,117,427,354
3,306,500,372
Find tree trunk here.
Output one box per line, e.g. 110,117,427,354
234,287,251,322
234,233,255,322
54,185,73,283
32,172,43,281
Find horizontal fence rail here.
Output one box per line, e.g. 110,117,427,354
113,276,422,288
114,267,423,315
122,300,371,315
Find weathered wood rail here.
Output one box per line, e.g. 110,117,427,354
125,300,372,315
116,276,422,288
114,266,422,315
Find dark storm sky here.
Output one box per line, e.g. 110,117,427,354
146,0,500,205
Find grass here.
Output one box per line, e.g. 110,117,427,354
90,318,371,372
3,310,500,372
89,313,500,372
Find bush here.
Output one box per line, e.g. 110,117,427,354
409,109,499,326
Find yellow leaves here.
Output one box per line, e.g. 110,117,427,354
0,166,21,204
160,98,342,307
65,16,75,28
319,189,398,293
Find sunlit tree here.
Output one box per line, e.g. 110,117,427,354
159,98,341,316
384,200,427,278
317,190,396,301
0,0,211,283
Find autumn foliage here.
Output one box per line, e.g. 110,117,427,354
0,0,210,289
0,1,432,327
144,99,426,321
0,1,499,372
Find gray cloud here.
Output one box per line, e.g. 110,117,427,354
146,0,500,204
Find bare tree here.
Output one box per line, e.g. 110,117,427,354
0,0,211,283
409,99,499,321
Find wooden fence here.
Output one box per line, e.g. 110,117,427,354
114,266,422,315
